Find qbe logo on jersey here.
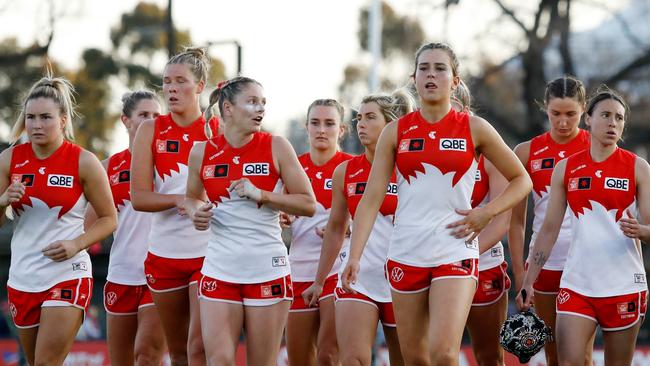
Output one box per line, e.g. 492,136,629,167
47,174,74,188
324,179,333,190
604,177,629,191
243,163,270,176
439,138,467,152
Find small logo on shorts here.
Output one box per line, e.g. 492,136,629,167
61,289,72,300
482,280,501,292
72,262,88,271
617,301,636,315
391,267,404,283
557,289,570,304
202,280,217,292
106,291,117,306
9,303,16,318
146,274,156,284
272,256,287,267
635,274,646,284
465,239,478,250
261,284,283,298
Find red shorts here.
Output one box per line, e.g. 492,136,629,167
104,282,154,315
198,274,293,306
556,288,647,331
534,268,563,294
7,278,93,329
290,274,338,312
144,252,204,292
385,258,479,293
472,262,511,306
334,288,396,327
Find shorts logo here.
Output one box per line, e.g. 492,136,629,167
635,273,646,284
439,138,466,152
452,259,472,274
531,158,555,172
204,164,229,178
557,289,570,304
11,174,34,187
202,280,217,292
272,256,287,267
243,163,270,176
9,303,16,318
61,289,72,300
617,301,636,315
482,280,501,291
47,174,73,188
398,138,424,152
261,284,283,297
146,273,156,284
604,177,629,191
324,179,333,190
72,262,88,271
106,291,117,306
390,267,404,283
568,177,591,191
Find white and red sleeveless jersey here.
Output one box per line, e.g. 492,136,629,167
339,154,397,302
526,130,589,270
149,114,216,259
8,141,91,292
470,156,505,271
106,149,151,286
561,148,646,297
391,109,478,266
200,132,287,283
289,151,353,281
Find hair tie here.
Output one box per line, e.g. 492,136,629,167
216,80,230,92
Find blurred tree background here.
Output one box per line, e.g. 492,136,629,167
0,1,225,157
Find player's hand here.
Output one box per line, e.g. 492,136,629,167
42,240,82,262
302,282,323,308
619,209,649,240
280,212,296,229
446,207,493,243
516,286,535,311
341,259,360,294
0,182,25,207
229,178,264,202
315,226,325,239
191,202,213,231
